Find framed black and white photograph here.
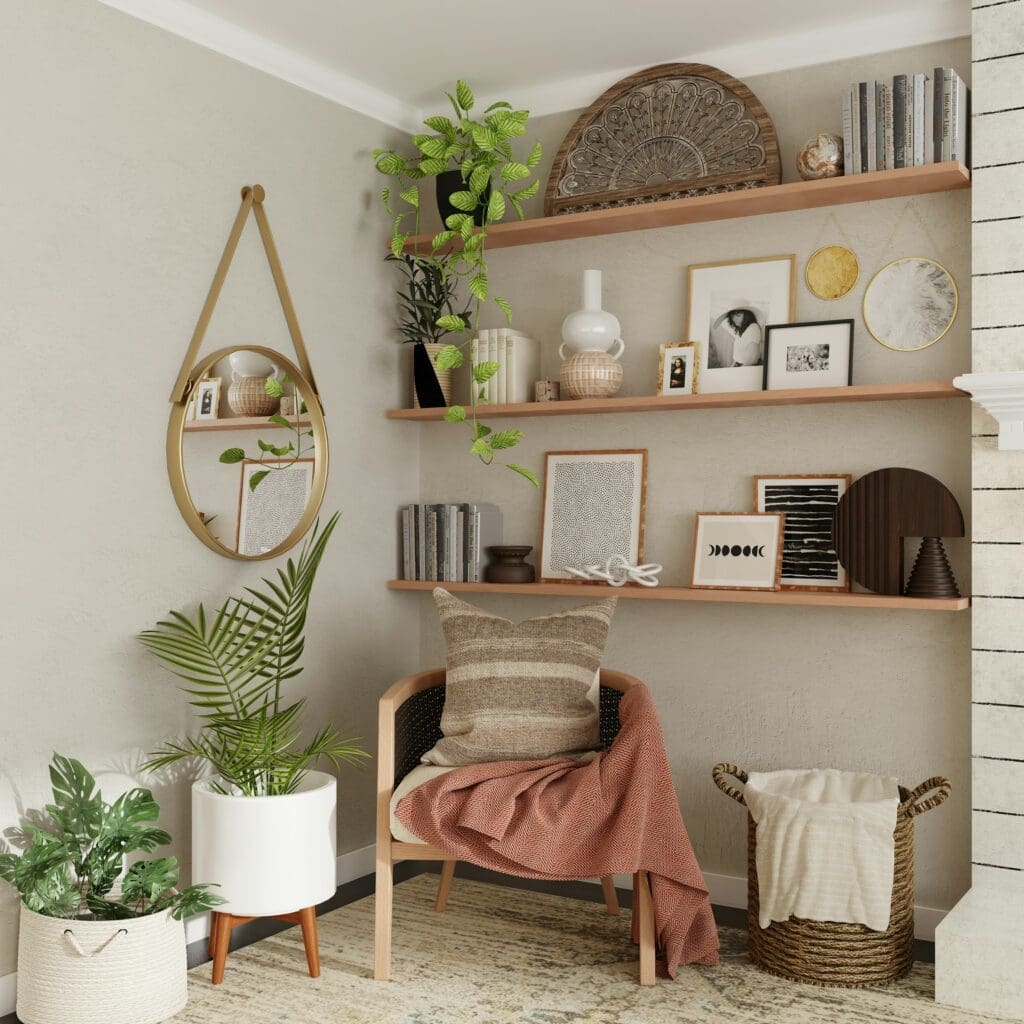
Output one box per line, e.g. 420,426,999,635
691,513,784,591
685,255,796,394
657,342,699,396
236,458,314,556
763,320,854,390
540,450,647,582
194,377,222,420
755,474,851,591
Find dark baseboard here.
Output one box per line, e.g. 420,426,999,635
0,864,935,1022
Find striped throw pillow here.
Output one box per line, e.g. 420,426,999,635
422,588,617,766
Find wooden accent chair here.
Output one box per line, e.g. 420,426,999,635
375,667,657,985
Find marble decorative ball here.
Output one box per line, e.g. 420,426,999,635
796,133,845,180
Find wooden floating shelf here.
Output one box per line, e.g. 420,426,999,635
388,580,969,612
388,381,965,420
184,416,311,433
401,162,970,253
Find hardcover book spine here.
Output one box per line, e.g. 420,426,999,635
924,77,935,166
875,81,885,170
842,89,854,175
893,75,907,169
416,504,425,581
467,507,480,582
913,73,926,166
448,504,458,581
865,81,877,173
401,506,411,580
425,507,437,583
858,82,868,173
941,70,953,161
435,504,447,582
932,67,944,163
456,508,465,582
883,85,894,171
851,84,861,175
951,74,967,163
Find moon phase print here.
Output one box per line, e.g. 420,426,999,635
691,513,784,590
755,474,851,591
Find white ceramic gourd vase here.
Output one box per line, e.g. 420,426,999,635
559,269,625,399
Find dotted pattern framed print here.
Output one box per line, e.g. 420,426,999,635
540,450,648,583
236,458,314,557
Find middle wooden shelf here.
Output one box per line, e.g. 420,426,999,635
387,380,965,420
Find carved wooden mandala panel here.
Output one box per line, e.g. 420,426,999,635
545,63,781,216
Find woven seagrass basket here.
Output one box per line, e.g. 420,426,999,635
712,763,950,988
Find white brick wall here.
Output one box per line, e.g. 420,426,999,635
971,0,1024,893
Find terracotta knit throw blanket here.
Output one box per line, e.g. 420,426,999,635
396,684,720,977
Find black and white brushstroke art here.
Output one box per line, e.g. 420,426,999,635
862,257,958,352
755,475,851,590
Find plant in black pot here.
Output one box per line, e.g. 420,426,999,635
372,80,543,484
387,252,471,409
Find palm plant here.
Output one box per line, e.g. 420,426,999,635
0,755,221,921
138,514,368,796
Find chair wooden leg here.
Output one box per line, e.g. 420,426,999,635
207,911,220,959
637,870,656,986
435,860,457,913
374,851,393,980
211,911,232,985
600,875,620,916
298,906,321,978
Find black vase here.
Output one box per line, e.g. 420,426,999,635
412,342,447,408
436,169,490,229
484,546,536,584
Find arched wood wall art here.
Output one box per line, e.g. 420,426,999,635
545,63,781,216
832,468,964,597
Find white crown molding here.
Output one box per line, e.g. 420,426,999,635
477,0,970,118
96,0,422,132
954,371,1024,450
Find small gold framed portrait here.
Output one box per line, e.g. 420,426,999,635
657,342,699,396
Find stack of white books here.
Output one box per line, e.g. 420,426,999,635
842,67,968,174
469,329,540,406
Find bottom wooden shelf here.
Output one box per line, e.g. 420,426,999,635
387,579,970,611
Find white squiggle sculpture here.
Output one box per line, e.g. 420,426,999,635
565,555,663,588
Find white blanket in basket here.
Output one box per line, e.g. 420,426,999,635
744,768,900,932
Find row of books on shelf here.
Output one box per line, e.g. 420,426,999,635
842,67,968,174
400,503,502,582
470,329,540,405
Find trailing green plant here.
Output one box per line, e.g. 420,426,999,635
386,252,471,346
0,754,222,921
373,80,542,486
138,514,369,796
218,375,313,490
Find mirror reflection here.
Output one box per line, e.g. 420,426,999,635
180,348,324,557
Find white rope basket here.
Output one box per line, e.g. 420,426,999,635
16,906,187,1024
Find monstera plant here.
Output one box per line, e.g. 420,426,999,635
373,80,542,485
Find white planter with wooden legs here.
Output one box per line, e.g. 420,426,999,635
192,771,336,983
16,905,186,1024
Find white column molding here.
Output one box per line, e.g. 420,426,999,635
954,372,1024,450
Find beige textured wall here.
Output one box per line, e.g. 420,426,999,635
0,0,421,975
417,38,974,911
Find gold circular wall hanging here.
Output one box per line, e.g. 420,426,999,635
862,256,958,352
805,245,859,300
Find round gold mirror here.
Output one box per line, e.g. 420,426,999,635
167,345,329,560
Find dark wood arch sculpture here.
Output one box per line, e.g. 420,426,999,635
832,468,965,597
545,63,781,216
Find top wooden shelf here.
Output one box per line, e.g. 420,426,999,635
184,416,311,433
402,162,970,253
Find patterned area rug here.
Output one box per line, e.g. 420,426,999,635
173,875,1004,1023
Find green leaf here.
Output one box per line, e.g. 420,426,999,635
257,439,275,453
468,273,488,301
462,232,484,252
507,463,540,487
489,428,524,450
248,470,270,492
413,135,447,158
380,187,392,214
473,361,499,384
470,437,493,459
526,140,543,168
484,100,512,112
445,213,470,230
431,230,457,249
391,233,408,257
435,344,464,370
456,80,474,111
494,296,513,323
508,194,524,220
491,113,526,137
512,180,540,202
500,161,529,182
399,185,419,208
486,191,505,222
448,190,477,212
46,756,102,861
444,405,467,423
269,415,292,429
474,423,492,439
374,153,406,175
418,157,448,176
435,315,467,333
469,165,491,195
219,448,246,464
264,377,283,397
471,125,497,151
424,115,456,135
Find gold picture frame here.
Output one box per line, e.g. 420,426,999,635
193,377,222,420
685,254,797,394
656,342,700,396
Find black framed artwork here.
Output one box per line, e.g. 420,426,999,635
763,319,854,390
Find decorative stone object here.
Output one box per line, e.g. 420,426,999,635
796,133,844,180
484,545,536,583
953,371,1024,450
